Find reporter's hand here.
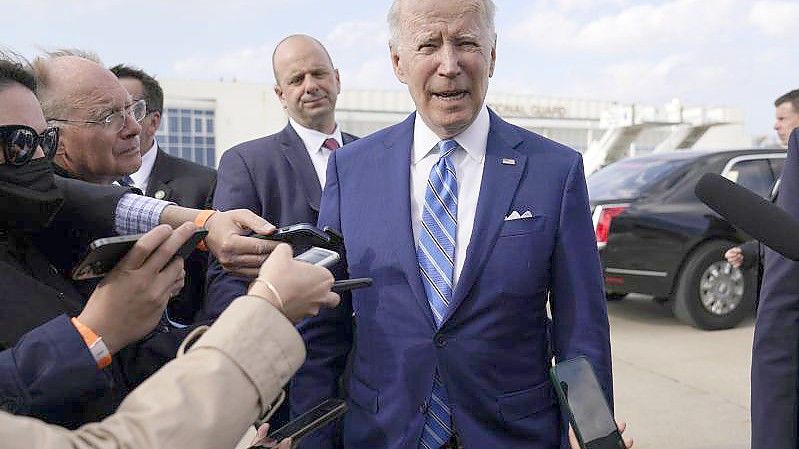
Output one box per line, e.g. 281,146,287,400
77,223,197,354
250,423,292,448
204,209,280,278
248,243,339,323
568,420,633,449
724,247,743,268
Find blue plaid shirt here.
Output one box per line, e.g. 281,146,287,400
114,193,172,235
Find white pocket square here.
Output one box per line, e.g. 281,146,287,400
504,210,533,221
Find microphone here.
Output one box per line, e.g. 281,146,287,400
694,173,799,261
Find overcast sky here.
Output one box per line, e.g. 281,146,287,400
5,0,797,141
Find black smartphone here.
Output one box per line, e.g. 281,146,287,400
251,398,348,448
550,357,624,449
294,246,340,269
71,229,208,280
257,223,332,248
332,278,373,293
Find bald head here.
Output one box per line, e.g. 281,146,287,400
30,52,142,184
271,34,340,134
272,34,334,82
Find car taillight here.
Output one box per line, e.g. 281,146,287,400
593,205,628,248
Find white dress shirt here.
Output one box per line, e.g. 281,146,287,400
288,118,343,189
129,138,158,194
411,106,489,286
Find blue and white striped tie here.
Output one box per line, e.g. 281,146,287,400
417,139,458,449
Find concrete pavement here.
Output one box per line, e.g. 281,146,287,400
609,296,754,449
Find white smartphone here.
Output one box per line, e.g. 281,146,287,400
294,246,340,268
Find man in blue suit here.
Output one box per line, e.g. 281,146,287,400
751,127,799,449
205,35,357,320
291,1,614,448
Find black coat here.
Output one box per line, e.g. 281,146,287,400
146,148,217,323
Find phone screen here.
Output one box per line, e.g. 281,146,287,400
294,247,339,268
551,357,623,449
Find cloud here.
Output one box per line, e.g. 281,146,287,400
510,0,739,54
749,1,799,38
567,54,732,104
326,21,390,50
173,43,275,82
338,56,399,90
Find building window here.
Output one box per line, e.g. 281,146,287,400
156,107,217,167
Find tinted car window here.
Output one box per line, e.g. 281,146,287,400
727,159,774,198
770,158,786,179
588,157,691,201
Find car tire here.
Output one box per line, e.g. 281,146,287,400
673,240,755,330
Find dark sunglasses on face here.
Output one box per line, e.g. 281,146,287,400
0,125,59,166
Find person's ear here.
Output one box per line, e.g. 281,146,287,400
391,45,408,85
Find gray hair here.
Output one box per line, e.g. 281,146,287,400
387,0,496,47
30,48,103,119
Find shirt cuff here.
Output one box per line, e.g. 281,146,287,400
115,193,173,235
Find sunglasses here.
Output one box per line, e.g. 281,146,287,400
0,125,59,166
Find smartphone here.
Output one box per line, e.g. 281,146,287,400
71,229,208,280
332,278,373,293
294,246,340,269
550,357,624,449
257,223,332,247
251,398,348,448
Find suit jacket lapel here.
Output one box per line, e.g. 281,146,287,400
146,148,174,199
444,111,526,325
378,114,437,328
342,132,357,146
280,125,323,212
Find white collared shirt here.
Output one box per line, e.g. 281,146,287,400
288,117,343,189
129,138,158,194
411,106,489,286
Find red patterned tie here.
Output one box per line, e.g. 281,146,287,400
322,138,340,151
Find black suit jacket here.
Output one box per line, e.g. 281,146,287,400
751,128,799,449
145,148,217,323
203,124,357,320
146,148,217,209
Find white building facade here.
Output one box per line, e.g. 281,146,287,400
157,79,750,169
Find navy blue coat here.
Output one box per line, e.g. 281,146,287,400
203,124,357,320
751,128,799,449
292,111,611,449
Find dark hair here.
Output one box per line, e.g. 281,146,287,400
0,54,36,93
109,64,163,113
775,89,799,113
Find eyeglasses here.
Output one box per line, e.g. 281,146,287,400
0,125,59,166
48,99,147,134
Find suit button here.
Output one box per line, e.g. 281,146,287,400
435,335,447,347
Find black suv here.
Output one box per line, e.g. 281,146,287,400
588,149,785,330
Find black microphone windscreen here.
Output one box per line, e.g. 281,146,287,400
695,173,799,261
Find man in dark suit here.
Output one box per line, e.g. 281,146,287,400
751,127,799,449
111,64,217,323
204,34,357,320
291,2,622,449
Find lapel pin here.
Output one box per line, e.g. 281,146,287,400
501,158,516,166
154,190,166,200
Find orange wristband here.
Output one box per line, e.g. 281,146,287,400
71,317,112,369
194,210,217,252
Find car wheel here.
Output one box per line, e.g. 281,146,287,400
673,240,755,330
